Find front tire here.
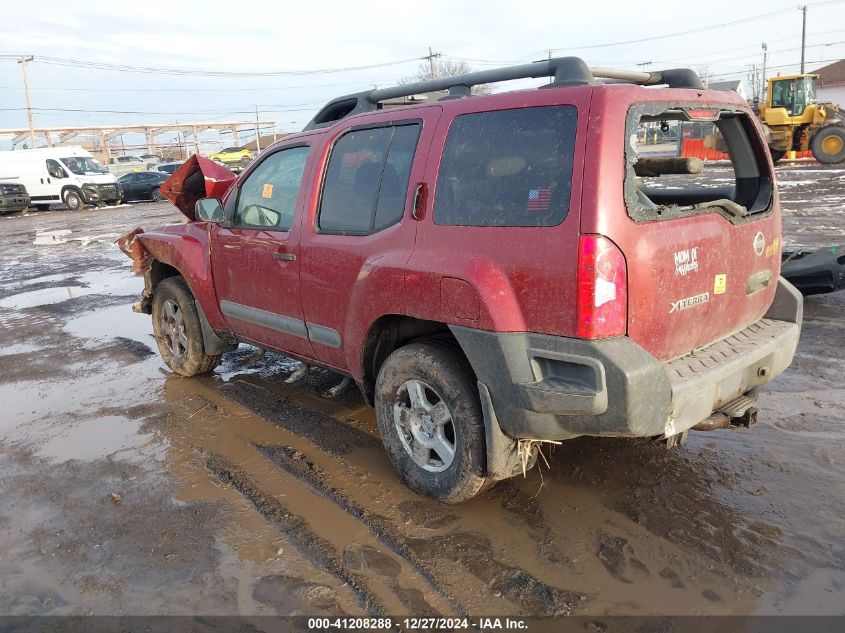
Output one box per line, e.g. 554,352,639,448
63,189,83,211
151,187,164,202
811,125,845,164
375,342,488,503
151,277,221,376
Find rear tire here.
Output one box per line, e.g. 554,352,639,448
375,342,488,503
810,125,845,164
151,277,221,376
63,189,83,211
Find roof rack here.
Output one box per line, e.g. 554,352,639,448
303,56,703,131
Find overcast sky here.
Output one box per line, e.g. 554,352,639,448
1,0,844,150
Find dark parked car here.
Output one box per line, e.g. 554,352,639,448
155,161,183,175
118,171,169,202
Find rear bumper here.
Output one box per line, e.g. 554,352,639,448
452,276,802,440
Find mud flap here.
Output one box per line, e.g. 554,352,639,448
195,301,238,356
478,381,534,480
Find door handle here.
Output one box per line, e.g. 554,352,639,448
412,182,427,220
222,244,240,250
273,252,296,261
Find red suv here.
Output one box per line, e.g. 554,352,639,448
119,57,802,503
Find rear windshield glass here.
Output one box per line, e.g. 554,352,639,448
434,105,577,227
625,104,773,223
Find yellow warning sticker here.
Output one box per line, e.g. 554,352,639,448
714,274,727,295
765,237,780,258
262,183,273,199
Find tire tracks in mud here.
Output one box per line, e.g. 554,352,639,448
206,454,390,616
198,376,586,615
254,444,587,616
254,444,466,616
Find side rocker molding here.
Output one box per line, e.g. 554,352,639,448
478,381,532,480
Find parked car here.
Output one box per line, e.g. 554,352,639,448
0,147,120,210
119,57,802,503
208,146,252,167
117,171,169,202
0,180,30,215
155,161,183,175
108,155,157,178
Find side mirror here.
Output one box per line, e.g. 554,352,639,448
195,197,224,223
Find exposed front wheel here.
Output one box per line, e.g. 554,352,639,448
151,187,164,202
811,125,845,164
151,277,221,376
63,189,83,211
375,342,488,503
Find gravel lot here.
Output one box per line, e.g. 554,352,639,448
0,161,843,617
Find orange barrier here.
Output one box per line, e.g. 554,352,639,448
680,139,813,161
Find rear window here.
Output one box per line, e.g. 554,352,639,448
625,104,773,223
434,105,577,227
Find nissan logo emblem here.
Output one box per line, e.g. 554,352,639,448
753,232,765,256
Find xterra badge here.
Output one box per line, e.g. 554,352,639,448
669,292,710,313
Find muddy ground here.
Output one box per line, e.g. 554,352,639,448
0,162,843,618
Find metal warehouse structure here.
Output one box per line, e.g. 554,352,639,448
0,120,276,159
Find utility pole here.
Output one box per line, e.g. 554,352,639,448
761,42,768,103
254,105,261,154
17,56,35,149
799,5,807,73
425,46,441,79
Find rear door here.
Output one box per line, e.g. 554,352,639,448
299,109,439,370
585,92,781,361
210,143,314,358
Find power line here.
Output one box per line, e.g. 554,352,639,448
6,54,424,77
0,78,407,93
707,57,841,80
545,0,844,51
0,106,320,115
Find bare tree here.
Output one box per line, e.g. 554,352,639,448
401,59,492,95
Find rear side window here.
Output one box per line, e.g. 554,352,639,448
319,122,421,235
434,106,577,227
625,104,773,223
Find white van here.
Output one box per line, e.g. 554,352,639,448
0,146,121,210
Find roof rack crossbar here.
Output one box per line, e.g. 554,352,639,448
303,56,703,130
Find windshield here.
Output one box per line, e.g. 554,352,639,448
61,157,108,175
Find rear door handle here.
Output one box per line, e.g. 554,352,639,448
273,252,296,261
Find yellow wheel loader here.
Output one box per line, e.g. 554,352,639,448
758,74,845,164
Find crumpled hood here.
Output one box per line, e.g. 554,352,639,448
160,154,237,220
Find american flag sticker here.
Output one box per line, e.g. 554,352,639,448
526,187,552,212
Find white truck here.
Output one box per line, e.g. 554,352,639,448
0,147,121,210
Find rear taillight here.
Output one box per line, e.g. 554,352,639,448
576,235,627,339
